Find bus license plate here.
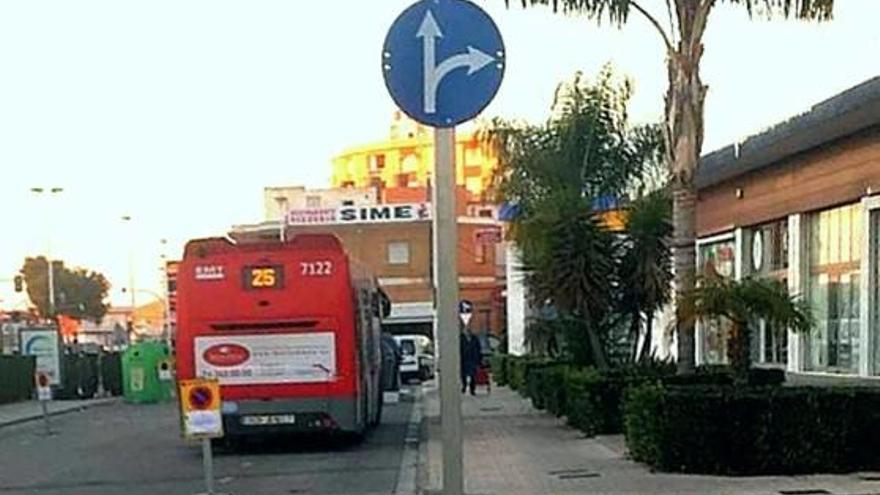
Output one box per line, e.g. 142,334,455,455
241,414,296,426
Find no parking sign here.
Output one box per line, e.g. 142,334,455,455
178,378,223,440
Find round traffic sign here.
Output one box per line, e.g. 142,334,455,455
382,0,505,128
188,386,213,411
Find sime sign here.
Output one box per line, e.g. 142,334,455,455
287,203,431,226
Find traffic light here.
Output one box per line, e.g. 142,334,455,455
13,275,23,292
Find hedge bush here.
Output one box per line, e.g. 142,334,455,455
489,354,509,386
507,356,551,393
560,361,676,436
662,365,785,387
0,355,36,404
525,363,571,413
624,384,880,474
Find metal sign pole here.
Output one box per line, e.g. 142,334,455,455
434,126,464,495
39,400,52,436
201,438,215,495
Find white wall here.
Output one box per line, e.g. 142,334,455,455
263,185,378,220
505,243,527,356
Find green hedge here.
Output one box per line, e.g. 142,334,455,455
525,363,571,412
0,355,36,404
507,356,552,393
489,354,509,386
560,361,676,436
624,384,880,474
663,365,785,387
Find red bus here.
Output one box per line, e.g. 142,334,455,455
176,234,384,437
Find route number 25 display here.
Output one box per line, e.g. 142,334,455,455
244,265,283,289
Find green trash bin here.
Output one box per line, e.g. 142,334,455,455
122,342,174,403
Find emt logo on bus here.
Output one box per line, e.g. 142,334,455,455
195,265,226,281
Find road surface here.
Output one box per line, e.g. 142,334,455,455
0,390,417,495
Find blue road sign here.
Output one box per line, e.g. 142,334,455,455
459,300,474,314
383,0,505,128
459,299,474,326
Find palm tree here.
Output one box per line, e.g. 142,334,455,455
518,193,618,367
619,189,673,362
686,273,813,383
504,0,835,373
484,68,663,369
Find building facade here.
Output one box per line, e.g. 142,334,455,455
263,185,377,221
694,76,880,377
331,112,499,199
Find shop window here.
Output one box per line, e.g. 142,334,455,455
805,203,862,374
387,241,410,265
747,219,790,366
870,210,880,375
697,237,736,364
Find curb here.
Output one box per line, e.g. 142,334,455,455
0,398,118,429
394,384,424,495
415,382,435,495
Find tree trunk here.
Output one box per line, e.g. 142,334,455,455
629,312,642,363
639,312,654,362
586,324,609,370
669,1,710,374
727,321,751,385
673,185,697,373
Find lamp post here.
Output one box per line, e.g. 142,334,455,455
30,187,63,322
121,215,136,341
159,238,173,348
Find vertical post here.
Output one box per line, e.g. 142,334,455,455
47,255,55,319
434,127,463,495
202,438,215,495
274,196,289,243
40,400,52,436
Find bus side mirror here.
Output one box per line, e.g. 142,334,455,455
381,295,391,319
373,291,392,319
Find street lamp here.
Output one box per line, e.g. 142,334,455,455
120,215,136,335
30,187,63,321
159,238,173,348
274,196,289,242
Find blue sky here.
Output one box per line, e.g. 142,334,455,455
1,0,878,309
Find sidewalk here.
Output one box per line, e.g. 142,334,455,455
0,398,117,428
419,383,880,495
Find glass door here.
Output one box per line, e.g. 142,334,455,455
870,209,880,374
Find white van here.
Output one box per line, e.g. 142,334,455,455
394,334,435,382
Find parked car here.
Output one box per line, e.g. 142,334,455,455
394,334,435,382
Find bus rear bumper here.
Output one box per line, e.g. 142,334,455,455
221,397,359,436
